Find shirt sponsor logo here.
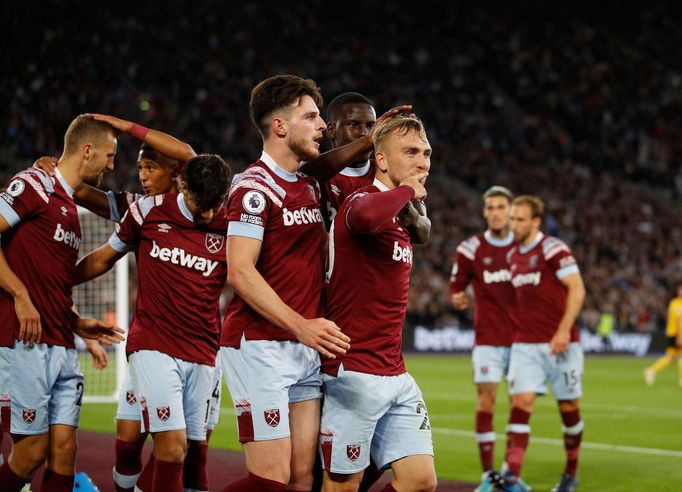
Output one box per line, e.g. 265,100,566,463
511,271,542,287
483,268,512,284
243,190,266,214
149,240,219,277
239,213,264,226
282,207,322,226
392,241,413,264
53,223,81,250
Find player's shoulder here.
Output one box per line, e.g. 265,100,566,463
345,184,378,203
6,168,55,203
541,235,572,259
228,162,286,208
456,234,483,260
127,193,166,225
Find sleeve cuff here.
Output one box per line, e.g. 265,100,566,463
108,232,132,253
556,264,580,280
105,191,121,223
0,199,21,227
227,221,264,241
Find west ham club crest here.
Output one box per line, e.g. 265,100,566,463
205,233,225,254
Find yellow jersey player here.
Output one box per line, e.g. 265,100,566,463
644,283,682,386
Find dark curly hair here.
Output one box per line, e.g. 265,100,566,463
182,154,231,210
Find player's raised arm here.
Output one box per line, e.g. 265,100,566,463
0,215,41,345
550,272,586,355
227,235,350,358
88,114,196,162
299,105,412,183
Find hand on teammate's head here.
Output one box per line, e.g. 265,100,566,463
368,105,414,144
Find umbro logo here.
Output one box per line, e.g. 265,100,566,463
158,223,171,233
60,206,68,216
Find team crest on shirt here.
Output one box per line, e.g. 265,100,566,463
126,391,137,405
22,408,36,424
264,408,280,427
346,444,361,462
529,254,539,269
7,179,25,197
157,406,171,421
243,190,266,214
205,233,225,254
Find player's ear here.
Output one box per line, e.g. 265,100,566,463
375,150,388,172
82,143,92,161
272,117,287,138
326,121,336,140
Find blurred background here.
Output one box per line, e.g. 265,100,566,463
3,1,682,353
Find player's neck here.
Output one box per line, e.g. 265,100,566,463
56,156,84,191
376,174,395,190
262,142,300,173
521,230,542,247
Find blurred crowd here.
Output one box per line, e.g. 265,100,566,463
2,1,681,333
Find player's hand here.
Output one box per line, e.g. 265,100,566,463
293,317,351,359
85,339,108,369
15,292,41,345
368,105,414,144
74,318,125,345
450,292,469,310
32,156,58,176
86,113,133,133
397,201,419,228
549,330,570,355
400,175,427,201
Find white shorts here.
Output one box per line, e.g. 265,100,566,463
472,345,511,384
116,368,141,421
220,336,322,442
507,342,584,400
0,346,12,431
129,350,214,441
319,366,434,474
9,341,84,435
207,355,222,430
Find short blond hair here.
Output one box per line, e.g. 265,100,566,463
63,115,116,156
512,195,545,219
373,115,427,150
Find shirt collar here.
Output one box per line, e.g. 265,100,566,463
372,178,391,192
54,168,74,198
484,229,514,247
520,232,544,254
260,151,298,182
177,193,194,222
339,161,371,177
